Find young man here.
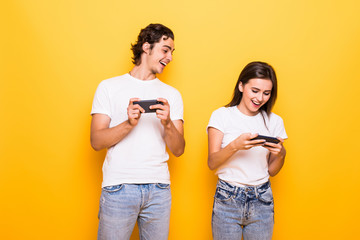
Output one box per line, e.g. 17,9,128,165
90,24,185,240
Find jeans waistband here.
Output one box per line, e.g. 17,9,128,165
217,179,270,196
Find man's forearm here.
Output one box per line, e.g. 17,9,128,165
91,120,134,151
163,121,185,157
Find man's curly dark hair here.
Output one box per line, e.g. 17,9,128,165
131,24,174,65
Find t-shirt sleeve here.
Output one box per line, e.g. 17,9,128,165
91,81,112,118
169,90,184,121
270,114,288,139
207,107,226,133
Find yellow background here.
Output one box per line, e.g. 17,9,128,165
1,0,360,239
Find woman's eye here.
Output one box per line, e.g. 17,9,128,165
264,92,271,96
252,90,258,93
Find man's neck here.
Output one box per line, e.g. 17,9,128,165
129,65,156,80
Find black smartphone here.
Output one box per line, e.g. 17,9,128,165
133,100,163,113
252,135,280,144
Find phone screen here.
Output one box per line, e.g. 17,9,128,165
133,100,163,113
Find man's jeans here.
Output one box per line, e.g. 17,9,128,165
98,183,171,240
212,179,274,240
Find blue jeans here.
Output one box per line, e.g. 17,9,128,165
212,179,274,240
97,183,171,240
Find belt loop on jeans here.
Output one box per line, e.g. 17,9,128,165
235,186,239,196
254,186,259,198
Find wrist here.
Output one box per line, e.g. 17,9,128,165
162,119,172,129
229,141,238,152
280,149,286,158
126,119,136,128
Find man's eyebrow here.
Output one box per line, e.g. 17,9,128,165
163,45,175,52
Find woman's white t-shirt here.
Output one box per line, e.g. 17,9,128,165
207,106,287,186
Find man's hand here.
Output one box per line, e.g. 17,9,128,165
128,98,145,126
151,98,171,127
149,97,184,157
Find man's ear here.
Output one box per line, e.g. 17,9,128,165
142,42,150,53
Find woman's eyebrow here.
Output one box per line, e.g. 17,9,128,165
251,87,271,92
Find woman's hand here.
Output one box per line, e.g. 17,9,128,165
230,133,266,151
264,138,287,177
208,130,265,170
262,137,286,157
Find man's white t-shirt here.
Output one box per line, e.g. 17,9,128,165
207,106,287,186
91,73,183,187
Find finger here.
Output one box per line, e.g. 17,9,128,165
245,144,256,150
241,133,253,141
157,98,168,105
265,141,283,148
131,109,142,116
155,110,164,118
248,139,266,145
263,144,281,152
155,110,169,118
129,97,140,105
131,104,145,113
244,145,251,150
262,143,280,150
135,112,142,119
262,145,278,153
264,141,276,147
249,133,259,140
151,104,166,111
128,98,146,113
129,113,137,119
138,106,145,113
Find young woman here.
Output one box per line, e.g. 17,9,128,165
207,61,287,240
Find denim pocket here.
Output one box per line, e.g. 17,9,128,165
214,187,233,201
156,183,170,189
102,184,124,193
258,186,274,205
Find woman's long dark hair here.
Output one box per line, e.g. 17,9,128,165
226,61,278,116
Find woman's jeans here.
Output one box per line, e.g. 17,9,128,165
97,183,171,240
212,179,274,240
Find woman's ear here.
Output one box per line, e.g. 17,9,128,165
238,82,244,92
